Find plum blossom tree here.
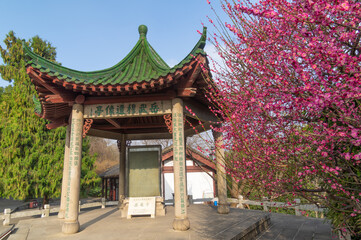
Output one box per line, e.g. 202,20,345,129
206,0,361,236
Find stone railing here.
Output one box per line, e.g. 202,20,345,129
2,195,327,226
225,195,326,218
2,198,118,226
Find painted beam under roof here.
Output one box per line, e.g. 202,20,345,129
87,129,123,140
183,99,219,123
88,128,172,140
125,132,172,140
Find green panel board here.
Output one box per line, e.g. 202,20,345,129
128,147,160,197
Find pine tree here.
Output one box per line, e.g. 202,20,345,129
0,31,99,202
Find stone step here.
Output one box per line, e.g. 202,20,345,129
257,213,336,240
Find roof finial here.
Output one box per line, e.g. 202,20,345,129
138,25,148,38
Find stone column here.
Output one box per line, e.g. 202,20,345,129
62,104,84,234
184,137,189,206
117,134,126,204
58,124,71,219
172,98,190,231
213,128,230,214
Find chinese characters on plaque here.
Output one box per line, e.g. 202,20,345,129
83,101,172,118
127,197,156,219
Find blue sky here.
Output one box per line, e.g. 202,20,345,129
0,0,226,88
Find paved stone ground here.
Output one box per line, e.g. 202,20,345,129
5,205,336,240
7,205,269,240
257,213,338,240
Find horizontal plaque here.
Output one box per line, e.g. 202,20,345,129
127,197,156,219
83,100,172,119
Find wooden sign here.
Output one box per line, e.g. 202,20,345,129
127,197,156,219
83,100,172,119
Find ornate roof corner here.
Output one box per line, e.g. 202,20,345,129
195,26,207,51
171,26,208,70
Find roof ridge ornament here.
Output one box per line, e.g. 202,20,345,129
138,25,148,38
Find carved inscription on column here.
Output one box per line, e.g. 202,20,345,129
65,118,83,218
173,111,186,215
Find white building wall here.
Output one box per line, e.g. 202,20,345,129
164,171,214,202
164,173,174,200
186,160,193,166
164,160,173,166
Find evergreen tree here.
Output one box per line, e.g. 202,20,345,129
0,31,99,202
0,85,12,103
0,87,4,99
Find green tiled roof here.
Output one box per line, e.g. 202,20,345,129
23,25,207,86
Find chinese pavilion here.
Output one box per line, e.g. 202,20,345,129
24,25,229,234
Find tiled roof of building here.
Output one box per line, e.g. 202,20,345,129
163,144,211,161
99,164,119,178
23,25,207,87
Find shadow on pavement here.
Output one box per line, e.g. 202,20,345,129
80,208,118,231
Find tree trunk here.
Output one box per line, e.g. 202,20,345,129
230,177,239,208
43,194,49,208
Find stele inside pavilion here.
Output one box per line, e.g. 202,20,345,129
24,25,229,234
